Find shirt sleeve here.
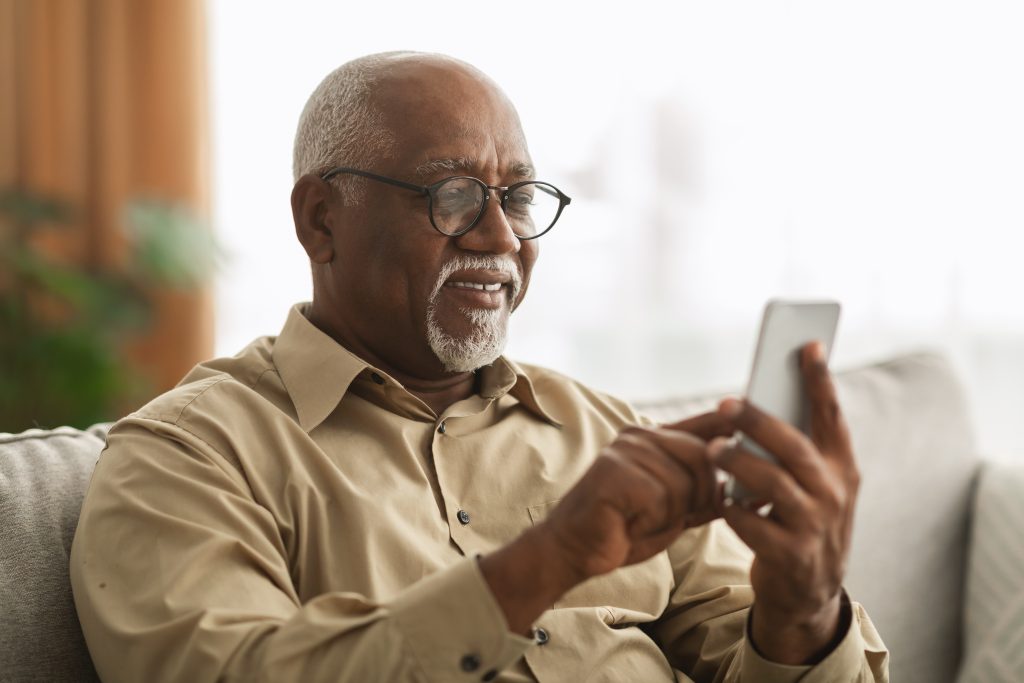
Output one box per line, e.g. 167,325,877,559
645,520,890,682
69,418,533,683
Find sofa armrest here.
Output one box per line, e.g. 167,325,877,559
958,460,1024,683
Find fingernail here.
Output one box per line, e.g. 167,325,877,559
811,341,826,362
718,399,742,419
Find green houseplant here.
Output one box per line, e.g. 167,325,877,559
0,189,219,431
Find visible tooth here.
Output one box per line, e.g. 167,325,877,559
448,281,504,291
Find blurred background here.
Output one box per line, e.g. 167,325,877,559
3,0,1022,461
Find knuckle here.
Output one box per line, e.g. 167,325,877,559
847,463,862,491
791,543,817,583
768,476,791,503
805,513,826,535
795,431,817,455
790,443,818,471
593,452,624,476
820,484,846,514
823,398,841,423
614,431,648,454
647,484,668,511
619,425,648,439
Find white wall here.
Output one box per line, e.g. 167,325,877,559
210,0,1024,459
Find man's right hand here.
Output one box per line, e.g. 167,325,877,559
541,420,725,582
479,412,733,635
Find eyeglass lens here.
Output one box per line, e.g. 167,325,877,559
431,179,562,237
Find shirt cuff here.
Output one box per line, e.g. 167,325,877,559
740,591,869,683
391,556,533,681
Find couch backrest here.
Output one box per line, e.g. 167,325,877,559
0,424,110,683
636,351,980,683
1,353,978,682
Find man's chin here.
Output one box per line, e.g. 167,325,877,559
425,306,509,373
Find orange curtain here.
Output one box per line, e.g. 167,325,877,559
0,0,213,397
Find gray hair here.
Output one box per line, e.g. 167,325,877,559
292,52,413,204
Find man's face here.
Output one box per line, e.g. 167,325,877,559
322,60,539,377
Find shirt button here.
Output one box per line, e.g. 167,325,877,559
482,669,498,681
370,372,385,385
534,627,550,645
457,509,471,525
438,420,447,434
460,654,481,672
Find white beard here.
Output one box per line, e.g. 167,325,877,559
426,305,508,373
425,255,521,373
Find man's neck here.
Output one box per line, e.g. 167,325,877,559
400,371,478,417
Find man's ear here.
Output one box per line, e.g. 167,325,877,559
292,174,337,264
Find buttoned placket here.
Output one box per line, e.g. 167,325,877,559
429,395,501,559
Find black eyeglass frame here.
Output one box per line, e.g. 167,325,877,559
320,166,571,240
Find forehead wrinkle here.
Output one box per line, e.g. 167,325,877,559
415,156,475,177
414,157,536,180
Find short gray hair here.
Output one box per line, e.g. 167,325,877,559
292,52,412,204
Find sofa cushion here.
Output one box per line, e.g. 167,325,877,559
0,424,110,682
635,352,980,683
957,462,1024,683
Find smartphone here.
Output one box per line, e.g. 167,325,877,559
724,300,841,503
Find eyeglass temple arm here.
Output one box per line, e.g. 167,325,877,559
531,183,571,204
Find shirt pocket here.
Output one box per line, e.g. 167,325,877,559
527,499,673,617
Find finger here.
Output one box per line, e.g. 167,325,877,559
627,519,688,564
661,410,736,442
710,438,816,529
800,342,854,462
718,398,828,496
613,462,680,539
721,501,794,566
687,479,725,527
646,427,718,519
622,426,712,522
616,430,693,530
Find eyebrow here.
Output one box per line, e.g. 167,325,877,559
414,157,536,180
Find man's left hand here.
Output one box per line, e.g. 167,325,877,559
710,341,859,665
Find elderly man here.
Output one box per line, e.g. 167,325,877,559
71,52,888,682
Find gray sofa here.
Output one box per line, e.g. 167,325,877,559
0,352,1017,682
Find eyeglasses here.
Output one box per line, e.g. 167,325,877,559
320,167,571,240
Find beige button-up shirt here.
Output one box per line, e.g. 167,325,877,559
70,303,888,682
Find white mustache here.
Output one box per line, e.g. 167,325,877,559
430,255,523,304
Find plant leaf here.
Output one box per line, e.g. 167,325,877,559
123,200,222,289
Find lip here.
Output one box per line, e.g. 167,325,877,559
444,269,513,287
441,282,509,309
440,266,516,309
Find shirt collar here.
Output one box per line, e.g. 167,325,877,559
273,302,562,432
272,303,369,432
481,357,563,427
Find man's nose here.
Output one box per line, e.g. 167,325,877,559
453,193,520,255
